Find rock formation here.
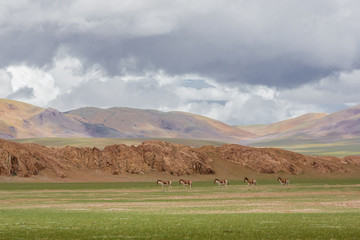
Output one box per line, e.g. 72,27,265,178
0,138,357,179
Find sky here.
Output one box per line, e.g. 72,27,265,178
1,0,360,125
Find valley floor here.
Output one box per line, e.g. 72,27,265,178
246,137,360,157
0,180,359,239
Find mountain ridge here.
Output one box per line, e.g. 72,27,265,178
1,99,360,146
0,99,254,141
1,138,360,180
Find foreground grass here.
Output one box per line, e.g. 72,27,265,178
1,210,359,240
0,180,359,239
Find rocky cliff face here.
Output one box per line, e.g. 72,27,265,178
0,139,213,178
200,144,349,174
0,140,55,177
52,141,214,176
0,139,357,179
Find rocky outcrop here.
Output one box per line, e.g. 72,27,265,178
53,141,214,176
200,144,350,174
0,139,213,177
136,141,214,175
0,140,52,177
342,155,360,166
0,139,357,178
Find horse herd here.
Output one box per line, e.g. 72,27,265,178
156,177,290,191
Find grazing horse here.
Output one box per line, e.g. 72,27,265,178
179,179,192,190
214,178,228,188
244,177,256,190
156,180,172,191
277,177,289,187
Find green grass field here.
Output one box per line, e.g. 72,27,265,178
1,179,359,239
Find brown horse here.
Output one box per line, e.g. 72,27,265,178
214,178,228,188
156,180,172,191
244,177,256,190
179,179,192,190
277,177,289,187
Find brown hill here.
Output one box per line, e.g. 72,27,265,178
0,99,253,141
0,99,44,138
2,98,360,146
28,108,90,137
294,104,360,139
65,107,255,141
237,113,328,136
1,139,359,180
243,105,360,141
240,105,360,156
0,99,134,139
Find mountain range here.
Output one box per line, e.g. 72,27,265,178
237,105,360,140
1,98,360,145
0,99,254,142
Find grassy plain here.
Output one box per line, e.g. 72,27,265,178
246,137,360,157
0,179,359,239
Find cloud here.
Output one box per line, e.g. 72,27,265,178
5,65,60,106
1,1,360,87
280,69,360,112
1,1,360,125
7,87,34,99
0,52,359,125
0,69,12,97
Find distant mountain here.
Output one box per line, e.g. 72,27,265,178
65,107,255,141
0,99,44,138
240,104,360,147
2,98,360,144
0,99,254,141
0,99,129,139
237,113,328,136
295,104,360,139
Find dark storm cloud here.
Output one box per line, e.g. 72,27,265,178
1,0,360,88
1,0,360,124
0,27,60,68
64,28,338,88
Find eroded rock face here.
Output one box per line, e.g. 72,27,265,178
203,145,303,174
0,140,47,177
0,139,213,177
136,141,214,175
201,144,350,174
343,155,360,166
0,139,356,178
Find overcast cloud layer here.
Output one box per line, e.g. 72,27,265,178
1,0,360,125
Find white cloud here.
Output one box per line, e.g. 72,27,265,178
1,52,360,125
5,65,60,107
0,69,12,97
281,69,360,106
2,0,360,94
